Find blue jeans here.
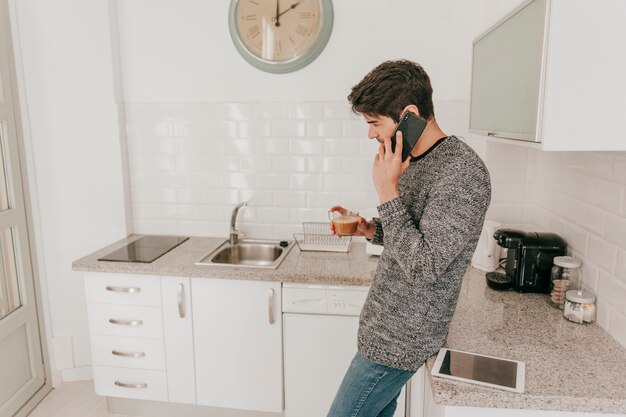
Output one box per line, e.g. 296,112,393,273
326,352,416,417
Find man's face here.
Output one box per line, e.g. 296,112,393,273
363,114,397,144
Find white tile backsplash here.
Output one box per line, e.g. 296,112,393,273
582,153,614,180
612,155,626,185
593,180,624,214
519,147,626,346
125,101,626,347
616,251,626,284
289,103,323,120
587,236,618,273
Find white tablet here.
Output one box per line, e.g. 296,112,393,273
431,348,525,393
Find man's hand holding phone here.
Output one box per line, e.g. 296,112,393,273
373,131,410,204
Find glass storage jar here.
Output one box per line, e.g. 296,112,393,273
549,256,582,309
563,290,596,324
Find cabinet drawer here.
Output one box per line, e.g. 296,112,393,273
88,304,163,338
91,335,165,370
85,272,161,306
93,366,167,401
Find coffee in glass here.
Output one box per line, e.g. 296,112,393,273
328,210,359,236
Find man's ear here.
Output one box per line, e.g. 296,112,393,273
402,104,420,117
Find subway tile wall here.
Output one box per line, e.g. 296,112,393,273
125,101,479,240
124,101,625,346
524,150,626,347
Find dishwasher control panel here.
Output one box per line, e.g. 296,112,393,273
282,284,369,316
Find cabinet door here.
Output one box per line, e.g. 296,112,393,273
161,276,196,404
408,366,425,417
469,0,547,142
192,278,282,412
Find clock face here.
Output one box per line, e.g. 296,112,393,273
229,0,333,73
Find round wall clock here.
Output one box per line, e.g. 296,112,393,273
228,0,334,74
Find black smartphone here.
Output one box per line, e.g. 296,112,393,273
390,112,428,161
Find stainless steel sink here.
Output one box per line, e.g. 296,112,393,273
195,239,295,269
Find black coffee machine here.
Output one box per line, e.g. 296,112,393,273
491,229,567,293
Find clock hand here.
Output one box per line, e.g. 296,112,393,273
275,0,280,27
277,0,305,19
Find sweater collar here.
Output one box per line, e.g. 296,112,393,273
409,136,450,162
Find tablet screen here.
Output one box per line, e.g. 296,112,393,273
438,349,518,389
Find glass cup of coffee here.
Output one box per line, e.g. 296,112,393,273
328,210,360,236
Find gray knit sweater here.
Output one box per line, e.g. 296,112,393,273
358,136,491,371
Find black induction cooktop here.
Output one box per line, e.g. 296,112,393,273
98,235,189,263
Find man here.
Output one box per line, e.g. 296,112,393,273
327,60,491,417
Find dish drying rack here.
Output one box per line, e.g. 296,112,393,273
293,222,352,253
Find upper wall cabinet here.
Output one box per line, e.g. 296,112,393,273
469,0,626,151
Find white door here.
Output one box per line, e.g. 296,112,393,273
0,1,46,417
192,278,283,412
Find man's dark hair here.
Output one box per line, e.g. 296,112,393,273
347,60,435,123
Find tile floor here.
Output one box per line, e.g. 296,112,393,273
26,381,134,417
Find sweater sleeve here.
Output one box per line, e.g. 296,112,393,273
369,217,384,246
377,164,491,284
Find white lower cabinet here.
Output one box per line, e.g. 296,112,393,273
161,276,196,404
85,273,167,401
86,273,283,412
409,366,425,417
191,278,283,413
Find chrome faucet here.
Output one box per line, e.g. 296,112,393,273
229,202,248,245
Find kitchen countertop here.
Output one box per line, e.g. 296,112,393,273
73,234,626,414
72,234,377,286
426,267,626,414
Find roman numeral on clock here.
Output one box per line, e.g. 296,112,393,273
295,24,308,36
248,24,260,38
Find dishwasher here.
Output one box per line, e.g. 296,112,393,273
282,283,407,417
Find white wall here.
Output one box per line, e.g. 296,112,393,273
115,0,486,103
11,0,128,383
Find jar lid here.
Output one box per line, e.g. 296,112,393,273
566,289,595,304
553,256,582,268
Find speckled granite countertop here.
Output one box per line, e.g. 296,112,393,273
73,235,626,414
72,234,377,286
426,267,626,414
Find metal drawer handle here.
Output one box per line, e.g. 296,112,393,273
114,381,148,389
268,288,275,325
177,283,185,318
106,286,141,293
112,350,146,358
109,319,143,326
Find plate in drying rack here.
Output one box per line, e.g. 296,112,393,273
294,222,352,253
